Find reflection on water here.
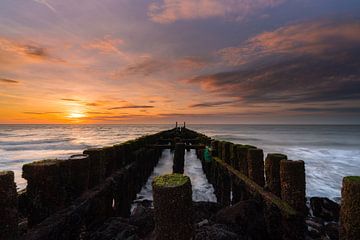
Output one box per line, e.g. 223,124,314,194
135,149,216,203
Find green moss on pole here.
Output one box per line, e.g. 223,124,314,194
280,160,306,215
265,153,287,197
247,149,265,187
340,176,360,240
0,171,18,240
152,174,193,240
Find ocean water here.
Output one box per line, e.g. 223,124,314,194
0,124,359,200
135,149,217,203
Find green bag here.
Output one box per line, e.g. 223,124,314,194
204,147,212,162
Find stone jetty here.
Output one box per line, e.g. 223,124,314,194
0,125,358,239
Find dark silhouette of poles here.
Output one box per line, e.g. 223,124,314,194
173,143,185,174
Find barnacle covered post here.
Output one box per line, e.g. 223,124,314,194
152,174,193,240
340,176,360,240
265,153,287,197
247,148,265,187
280,160,306,214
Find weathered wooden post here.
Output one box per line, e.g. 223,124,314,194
83,148,105,188
211,140,219,157
247,149,265,187
152,174,193,240
101,146,116,177
222,141,231,164
0,171,18,240
235,145,256,176
340,176,360,240
23,159,67,226
173,143,185,174
280,160,306,214
265,153,287,197
67,154,90,200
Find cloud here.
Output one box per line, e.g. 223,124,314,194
0,37,63,67
61,98,80,102
84,114,148,121
175,56,210,70
289,107,360,114
188,55,360,104
157,111,268,118
218,20,360,65
23,111,62,115
114,55,210,78
34,0,56,13
85,36,127,57
0,78,19,84
186,19,360,105
189,100,236,108
0,38,48,59
114,56,166,77
86,111,111,115
108,105,155,110
148,0,285,23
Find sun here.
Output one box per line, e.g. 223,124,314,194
67,112,86,119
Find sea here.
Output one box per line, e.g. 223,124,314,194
0,124,359,201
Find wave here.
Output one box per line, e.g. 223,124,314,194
0,137,75,146
1,143,90,152
212,134,260,142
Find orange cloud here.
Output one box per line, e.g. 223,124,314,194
0,37,64,70
175,56,209,70
148,0,285,23
218,20,360,65
113,55,211,79
84,36,126,56
0,78,19,84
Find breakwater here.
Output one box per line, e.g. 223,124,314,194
0,126,359,239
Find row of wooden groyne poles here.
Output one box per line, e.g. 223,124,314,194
0,126,359,239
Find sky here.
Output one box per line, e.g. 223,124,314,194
0,0,360,124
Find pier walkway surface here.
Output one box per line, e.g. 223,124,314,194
0,125,359,240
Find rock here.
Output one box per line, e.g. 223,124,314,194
197,219,209,227
306,216,325,229
133,199,153,209
324,222,339,240
89,217,139,240
194,224,241,240
306,216,325,239
310,197,340,221
193,201,223,223
212,199,267,239
129,205,154,237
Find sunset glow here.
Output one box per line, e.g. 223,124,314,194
0,0,359,124
67,112,86,119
